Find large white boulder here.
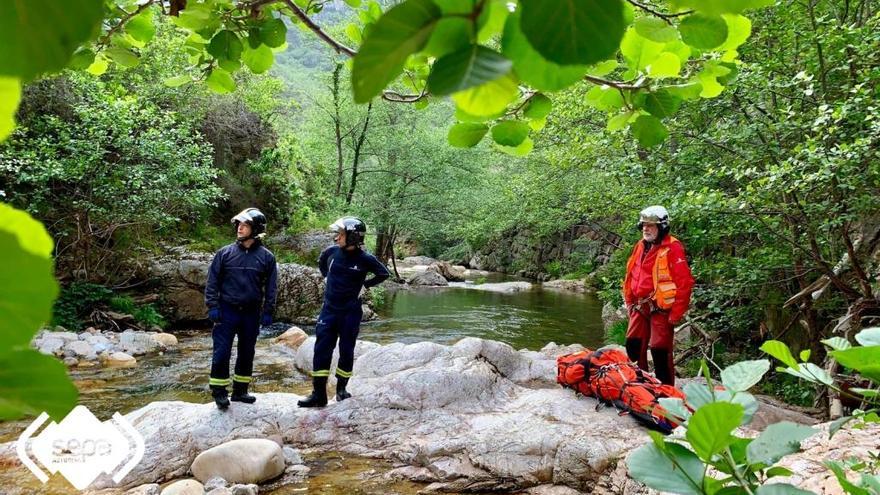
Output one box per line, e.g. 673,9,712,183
191,438,285,484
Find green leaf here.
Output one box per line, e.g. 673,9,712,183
0,203,57,349
799,349,811,362
620,27,665,71
854,327,880,347
821,337,852,351
720,14,751,51
0,0,103,80
105,47,140,68
163,75,193,87
679,14,729,49
746,421,816,465
242,44,274,74
0,77,21,141
647,52,681,78
501,12,588,91
206,68,236,94
755,484,815,495
782,362,835,385
208,30,244,62
627,442,705,495
173,3,216,32
635,16,678,42
86,56,109,76
631,115,668,147
831,346,880,381
683,381,715,409
455,107,503,122
587,59,618,77
519,0,625,65
352,0,441,103
491,120,530,147
260,17,288,48
643,90,682,118
477,0,509,43
721,359,770,392
765,467,795,479
584,86,624,112
0,350,78,421
435,0,474,14
423,18,472,58
760,340,800,370
345,0,362,6
826,461,871,495
428,45,512,95
731,391,759,425
665,82,703,100
496,136,534,156
345,23,363,44
218,58,241,72
829,415,855,438
523,93,552,119
248,27,263,49
657,397,692,421
69,48,96,70
451,72,519,116
126,8,156,43
528,117,547,131
686,402,744,461
448,122,488,147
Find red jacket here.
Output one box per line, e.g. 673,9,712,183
623,235,694,323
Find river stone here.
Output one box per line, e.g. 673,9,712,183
407,270,448,286
159,479,203,495
230,484,259,495
282,446,302,466
53,331,80,342
104,351,137,368
542,279,587,293
293,336,382,378
427,261,466,282
601,302,628,331
125,484,161,495
206,489,232,495
85,334,112,353
37,338,65,355
403,256,437,265
273,327,308,350
463,281,532,293
191,439,285,484
63,357,79,366
204,476,228,491
120,330,160,355
152,333,179,347
66,340,97,359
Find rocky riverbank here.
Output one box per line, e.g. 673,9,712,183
3,334,841,495
32,327,179,369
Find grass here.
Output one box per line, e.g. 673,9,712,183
604,320,627,346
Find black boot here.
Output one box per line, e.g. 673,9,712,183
211,385,230,411
651,348,675,386
231,381,256,404
298,376,328,408
336,376,351,402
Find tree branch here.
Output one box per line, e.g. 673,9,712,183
584,75,644,91
281,0,356,56
625,0,693,21
98,0,158,49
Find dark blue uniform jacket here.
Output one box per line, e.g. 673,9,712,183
205,241,278,315
318,246,389,311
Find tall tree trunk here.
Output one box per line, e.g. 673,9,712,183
346,101,372,206
331,63,344,196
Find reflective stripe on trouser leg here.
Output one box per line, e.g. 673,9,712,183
335,368,352,378
232,375,252,383
209,377,232,387
312,309,340,377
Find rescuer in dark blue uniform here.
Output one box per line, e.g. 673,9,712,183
205,208,278,410
298,217,389,408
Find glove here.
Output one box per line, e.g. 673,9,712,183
208,307,221,323
261,313,272,326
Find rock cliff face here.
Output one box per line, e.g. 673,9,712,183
469,223,620,280
146,250,324,324
0,337,832,495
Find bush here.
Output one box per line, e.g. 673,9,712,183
604,320,627,346
52,282,113,330
133,304,166,328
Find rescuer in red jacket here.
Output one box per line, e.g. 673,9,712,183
622,206,694,385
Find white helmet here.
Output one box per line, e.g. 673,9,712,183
638,205,669,229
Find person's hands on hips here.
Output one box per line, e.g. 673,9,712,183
208,307,221,323
261,313,272,326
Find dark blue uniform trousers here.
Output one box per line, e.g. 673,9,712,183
210,302,260,388
312,305,362,379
